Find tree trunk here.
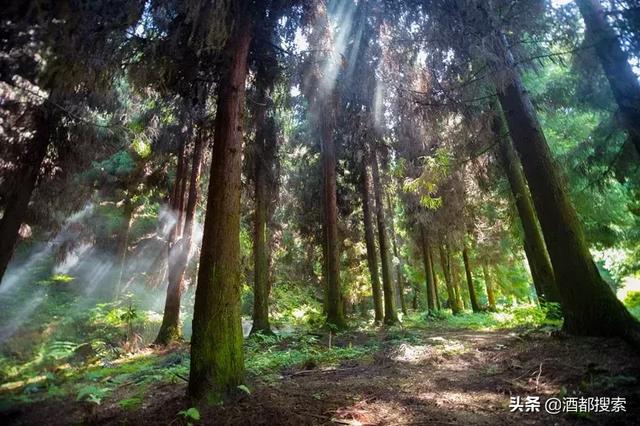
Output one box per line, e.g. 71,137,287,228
156,119,205,345
429,246,441,310
360,157,384,323
438,242,461,314
482,260,496,311
493,109,559,303
0,107,52,286
419,224,436,312
320,99,346,329
462,245,481,313
576,0,640,155
250,75,278,335
495,34,640,344
386,193,407,315
370,148,397,325
452,261,466,311
188,9,251,401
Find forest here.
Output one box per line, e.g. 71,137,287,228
1,0,640,424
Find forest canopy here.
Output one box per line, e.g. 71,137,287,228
1,0,640,424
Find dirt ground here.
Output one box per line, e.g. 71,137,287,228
3,327,639,425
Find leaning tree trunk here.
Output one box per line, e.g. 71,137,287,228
576,0,640,155
0,107,52,286
419,224,436,312
360,157,384,323
156,118,205,345
493,109,559,303
370,147,397,325
462,245,481,313
482,260,497,311
495,34,640,344
188,10,252,401
452,260,466,311
439,242,461,314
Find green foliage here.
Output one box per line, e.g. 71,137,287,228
178,407,201,424
76,384,110,405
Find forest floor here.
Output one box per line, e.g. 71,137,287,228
1,315,639,425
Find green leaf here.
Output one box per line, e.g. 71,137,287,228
237,384,251,395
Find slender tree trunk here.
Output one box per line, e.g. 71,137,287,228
360,158,384,323
156,120,205,345
320,101,346,329
495,34,640,344
429,246,441,310
452,261,466,311
482,260,496,311
462,246,481,313
250,75,278,335
438,242,461,314
386,193,407,315
0,107,52,286
188,9,251,400
419,224,436,311
370,148,397,325
576,0,640,155
493,109,559,303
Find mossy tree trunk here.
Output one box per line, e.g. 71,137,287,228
496,34,640,344
462,245,481,313
188,9,252,401
576,0,640,155
493,108,559,303
360,154,384,323
370,147,397,325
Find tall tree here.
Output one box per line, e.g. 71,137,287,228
576,0,640,155
419,224,437,311
492,108,560,303
249,50,280,335
189,2,253,400
371,147,398,324
495,32,640,343
360,153,384,323
462,245,481,313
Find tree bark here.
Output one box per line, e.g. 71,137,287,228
114,197,134,297
156,116,205,345
370,148,397,325
493,109,560,303
250,75,278,335
429,246,441,310
360,157,384,323
438,242,461,314
462,245,481,313
419,224,436,312
386,193,407,315
482,260,496,311
576,0,640,155
188,9,251,400
320,98,346,329
0,107,52,286
495,34,640,344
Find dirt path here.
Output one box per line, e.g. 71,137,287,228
5,327,640,425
